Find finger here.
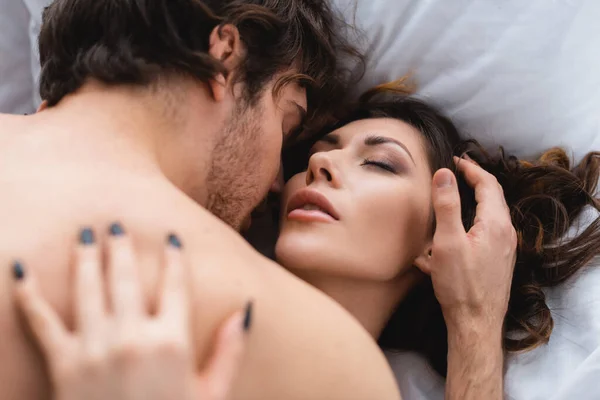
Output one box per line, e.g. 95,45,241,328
12,261,69,358
201,303,252,400
107,223,143,323
432,168,466,238
75,228,107,344
461,153,479,166
454,156,507,213
157,233,188,328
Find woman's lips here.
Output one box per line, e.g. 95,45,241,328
285,188,340,223
287,208,336,223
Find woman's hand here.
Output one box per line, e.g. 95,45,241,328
12,224,251,400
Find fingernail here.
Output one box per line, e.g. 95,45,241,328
109,222,125,236
12,261,25,281
167,233,182,249
462,153,479,165
435,170,453,188
243,301,253,332
80,227,95,245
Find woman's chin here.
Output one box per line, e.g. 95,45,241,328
274,229,333,271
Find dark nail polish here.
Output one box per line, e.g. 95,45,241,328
109,222,125,236
243,301,253,332
167,233,182,249
12,261,25,280
80,228,95,245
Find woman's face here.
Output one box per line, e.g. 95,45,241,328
275,117,435,281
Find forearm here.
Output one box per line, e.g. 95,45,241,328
445,322,504,400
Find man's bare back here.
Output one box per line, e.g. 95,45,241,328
0,114,399,400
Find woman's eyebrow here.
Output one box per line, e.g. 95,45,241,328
364,135,416,165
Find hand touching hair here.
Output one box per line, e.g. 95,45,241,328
312,80,600,376
462,146,600,351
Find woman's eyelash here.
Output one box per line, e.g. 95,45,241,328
361,159,397,173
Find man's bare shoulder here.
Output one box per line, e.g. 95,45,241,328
0,113,28,137
0,115,401,400
0,113,27,122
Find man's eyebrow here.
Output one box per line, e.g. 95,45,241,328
364,135,416,165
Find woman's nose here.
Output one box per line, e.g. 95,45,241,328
305,152,341,188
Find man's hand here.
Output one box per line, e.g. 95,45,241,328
428,156,518,400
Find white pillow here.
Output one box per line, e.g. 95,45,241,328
0,0,49,114
0,0,35,114
334,0,600,162
23,0,49,108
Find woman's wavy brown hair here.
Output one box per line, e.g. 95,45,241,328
285,79,600,377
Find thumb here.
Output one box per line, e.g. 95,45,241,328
13,261,69,361
432,169,465,239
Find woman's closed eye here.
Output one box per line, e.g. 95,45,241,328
361,158,397,174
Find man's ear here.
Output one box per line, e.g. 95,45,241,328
413,243,433,276
208,24,244,102
36,100,48,113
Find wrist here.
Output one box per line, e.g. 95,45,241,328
444,304,504,333
446,314,503,350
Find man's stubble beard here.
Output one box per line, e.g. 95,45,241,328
205,101,266,230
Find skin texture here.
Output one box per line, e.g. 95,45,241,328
277,118,517,399
0,25,400,400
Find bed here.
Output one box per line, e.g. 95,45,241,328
1,0,599,398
